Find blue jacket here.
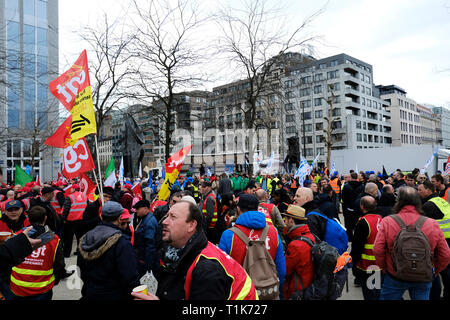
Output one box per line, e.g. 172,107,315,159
134,212,159,277
219,210,286,292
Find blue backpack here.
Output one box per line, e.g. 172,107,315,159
306,211,348,254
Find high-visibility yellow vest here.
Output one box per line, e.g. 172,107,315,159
429,197,450,239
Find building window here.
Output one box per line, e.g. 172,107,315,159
314,98,322,106
315,110,323,118
314,73,323,81
286,126,296,134
327,70,339,79
357,133,362,142
316,122,323,130
286,114,295,122
314,85,322,94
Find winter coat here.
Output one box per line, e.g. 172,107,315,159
82,199,102,233
157,231,233,300
218,210,286,290
77,222,140,300
134,211,159,277
341,180,363,210
422,193,445,220
218,178,232,197
302,201,327,241
0,233,33,275
283,224,316,300
373,205,450,277
28,197,61,232
314,193,339,220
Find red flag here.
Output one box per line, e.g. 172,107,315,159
80,173,96,197
165,145,193,174
131,183,143,200
62,138,95,179
48,50,97,141
445,154,450,175
35,175,42,187
63,184,73,197
44,116,74,148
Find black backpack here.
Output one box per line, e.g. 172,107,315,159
290,235,347,300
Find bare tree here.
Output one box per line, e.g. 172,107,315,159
77,13,135,137
127,0,209,162
214,0,324,174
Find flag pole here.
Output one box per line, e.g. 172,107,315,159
94,135,104,206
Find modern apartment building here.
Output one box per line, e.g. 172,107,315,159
283,53,392,166
0,0,59,183
431,106,450,148
377,85,421,147
416,104,442,146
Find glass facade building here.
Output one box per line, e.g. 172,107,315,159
1,0,59,183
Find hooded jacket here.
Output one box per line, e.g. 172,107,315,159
218,210,286,291
77,222,139,300
315,193,339,220
283,223,315,300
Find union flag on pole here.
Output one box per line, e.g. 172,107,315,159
61,138,95,179
158,145,192,201
49,50,97,141
445,154,450,175
80,172,96,197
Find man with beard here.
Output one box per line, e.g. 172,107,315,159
132,201,257,300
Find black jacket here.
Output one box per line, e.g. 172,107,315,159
82,199,102,233
303,201,327,240
377,192,396,218
77,222,140,300
341,180,363,210
0,233,33,276
422,193,445,220
28,197,60,232
156,231,232,300
353,192,377,218
315,193,339,220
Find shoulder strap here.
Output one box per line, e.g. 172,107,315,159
230,226,250,246
259,225,270,242
414,215,428,230
390,214,406,229
294,235,315,248
307,211,328,221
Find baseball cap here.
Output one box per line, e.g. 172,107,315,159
5,200,23,210
124,183,133,190
120,208,132,220
237,194,259,211
101,201,124,219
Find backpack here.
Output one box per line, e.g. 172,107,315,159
230,225,279,300
291,235,347,300
306,211,348,254
390,215,434,282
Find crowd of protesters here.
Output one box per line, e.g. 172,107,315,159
1,165,449,301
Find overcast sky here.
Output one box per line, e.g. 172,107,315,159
59,0,450,107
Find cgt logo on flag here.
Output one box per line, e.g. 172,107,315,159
62,138,95,179
49,50,97,141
